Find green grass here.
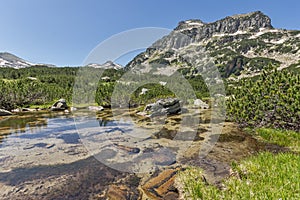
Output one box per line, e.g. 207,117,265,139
179,128,300,199
255,128,300,152
179,152,300,200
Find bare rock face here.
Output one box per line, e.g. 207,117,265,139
156,11,273,49
126,11,273,69
175,11,272,37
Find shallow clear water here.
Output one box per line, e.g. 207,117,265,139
0,112,76,146
0,110,281,199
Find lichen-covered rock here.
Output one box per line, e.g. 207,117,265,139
144,98,182,117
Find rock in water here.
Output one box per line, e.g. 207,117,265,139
144,98,182,117
50,99,68,111
142,168,180,199
0,109,13,116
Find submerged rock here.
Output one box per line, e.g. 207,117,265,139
142,168,180,200
113,143,140,154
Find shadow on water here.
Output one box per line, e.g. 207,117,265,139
0,155,140,199
57,133,80,144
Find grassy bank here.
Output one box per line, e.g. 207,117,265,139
178,128,300,199
179,152,299,199
254,128,300,153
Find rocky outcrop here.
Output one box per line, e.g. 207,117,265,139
50,99,68,111
175,11,272,36
144,98,182,117
0,109,12,116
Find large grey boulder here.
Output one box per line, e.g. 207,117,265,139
0,109,12,116
50,99,68,111
144,98,182,117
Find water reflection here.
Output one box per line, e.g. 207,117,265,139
0,112,74,144
0,113,47,134
96,109,114,127
0,110,127,146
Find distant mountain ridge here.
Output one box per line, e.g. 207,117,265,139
0,52,33,69
0,52,57,69
0,52,123,69
86,61,123,70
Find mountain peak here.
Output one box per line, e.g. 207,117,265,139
0,52,26,62
230,11,266,19
86,61,123,69
175,19,206,30
175,11,272,35
127,11,300,78
0,52,33,69
223,11,272,29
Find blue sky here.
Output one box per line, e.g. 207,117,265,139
0,0,299,66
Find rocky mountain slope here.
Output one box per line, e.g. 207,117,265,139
0,52,57,69
86,61,123,70
126,11,300,79
0,52,33,69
